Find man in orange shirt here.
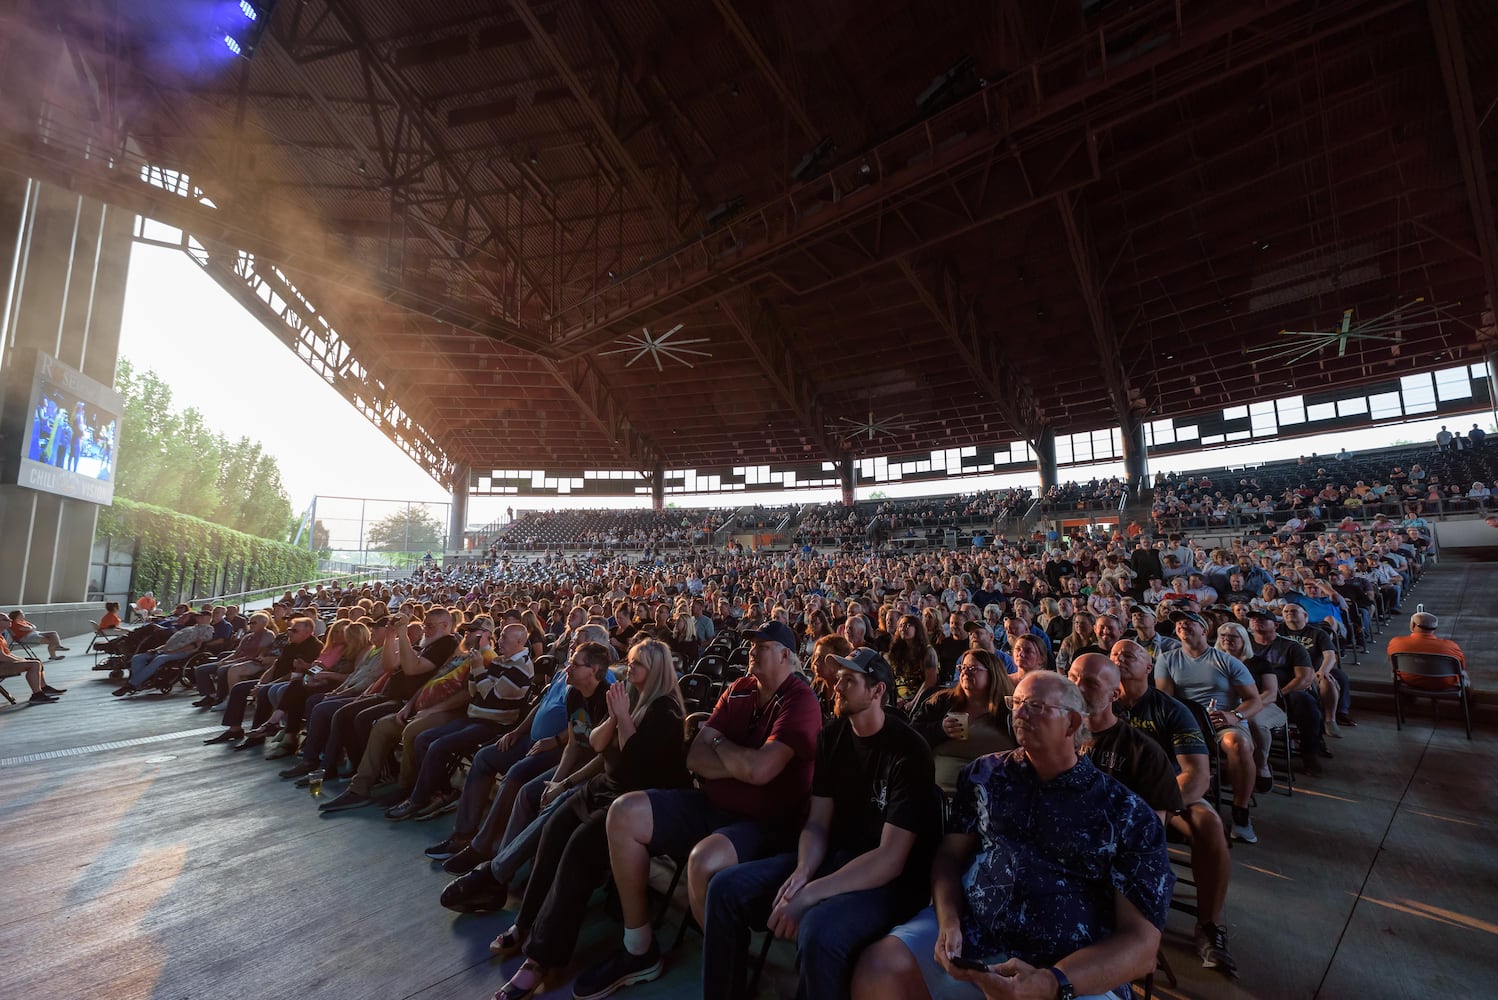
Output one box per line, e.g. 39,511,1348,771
1387,612,1466,691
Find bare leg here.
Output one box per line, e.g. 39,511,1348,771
1173,805,1230,925
1220,730,1255,810
851,937,931,1000
686,832,740,927
605,792,656,936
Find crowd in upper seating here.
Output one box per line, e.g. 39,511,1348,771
70,452,1462,1000
488,508,735,553
796,489,1032,546
1147,440,1494,533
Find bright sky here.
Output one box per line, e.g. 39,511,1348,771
116,240,1496,535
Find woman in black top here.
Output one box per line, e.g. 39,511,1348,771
910,648,1017,793
489,638,689,999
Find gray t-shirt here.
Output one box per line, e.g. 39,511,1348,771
1156,646,1253,714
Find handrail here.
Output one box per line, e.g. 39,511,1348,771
198,568,392,610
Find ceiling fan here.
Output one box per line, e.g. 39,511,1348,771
829,406,918,444
1248,297,1460,366
598,323,711,370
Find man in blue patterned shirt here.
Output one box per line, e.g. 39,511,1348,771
851,671,1172,1000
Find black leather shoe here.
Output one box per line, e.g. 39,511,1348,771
442,844,490,874
440,866,508,913
279,760,317,779
203,730,242,745
232,734,267,751
41,685,67,695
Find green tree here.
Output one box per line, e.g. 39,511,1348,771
112,358,294,541
366,507,444,552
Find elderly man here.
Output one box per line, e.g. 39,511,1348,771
113,608,214,696
575,620,821,999
704,647,939,999
384,618,534,821
852,671,1172,1000
1156,611,1263,844
1068,653,1182,823
1388,611,1468,691
1110,639,1237,977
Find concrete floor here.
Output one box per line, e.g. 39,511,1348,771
1,554,1492,1000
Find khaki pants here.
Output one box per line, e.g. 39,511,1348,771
351,708,464,795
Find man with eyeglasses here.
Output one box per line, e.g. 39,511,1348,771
854,670,1171,1000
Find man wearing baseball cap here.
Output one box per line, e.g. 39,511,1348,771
1156,610,1264,844
578,619,821,998
703,645,939,999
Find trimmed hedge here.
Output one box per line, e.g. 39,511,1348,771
97,498,316,605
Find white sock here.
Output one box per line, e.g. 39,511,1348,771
622,923,652,956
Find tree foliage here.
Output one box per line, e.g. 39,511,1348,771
366,506,444,552
98,498,315,605
113,358,295,540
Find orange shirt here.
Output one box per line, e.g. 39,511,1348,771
100,611,122,630
1387,633,1465,690
8,618,33,640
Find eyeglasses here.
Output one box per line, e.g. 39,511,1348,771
958,661,989,672
1005,696,1071,716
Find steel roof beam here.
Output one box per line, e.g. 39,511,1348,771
896,258,1043,445
1058,192,1137,426
710,0,820,144
1428,0,1498,351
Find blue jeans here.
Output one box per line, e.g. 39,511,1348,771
451,736,533,841
128,650,192,688
407,718,502,806
486,771,572,884
703,851,924,1000
473,748,563,851
300,694,360,767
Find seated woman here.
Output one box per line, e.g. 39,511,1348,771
263,621,373,759
240,619,353,751
488,638,690,1000
910,648,1015,794
887,614,939,710
7,610,68,660
808,633,855,722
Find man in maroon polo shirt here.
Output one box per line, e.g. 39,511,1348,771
574,621,822,1000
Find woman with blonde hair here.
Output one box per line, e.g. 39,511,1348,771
487,638,690,999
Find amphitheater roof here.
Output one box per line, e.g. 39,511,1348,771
6,0,1498,485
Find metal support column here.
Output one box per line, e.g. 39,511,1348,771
1035,428,1058,492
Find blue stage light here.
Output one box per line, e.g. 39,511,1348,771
223,34,242,56
239,0,258,20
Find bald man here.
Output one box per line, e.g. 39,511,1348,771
1068,653,1182,823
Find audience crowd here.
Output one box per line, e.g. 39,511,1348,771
75,441,1463,1000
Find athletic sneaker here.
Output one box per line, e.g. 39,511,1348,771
1230,820,1258,844
424,838,467,862
1194,922,1238,977
572,941,664,1000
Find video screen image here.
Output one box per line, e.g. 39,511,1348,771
26,382,118,482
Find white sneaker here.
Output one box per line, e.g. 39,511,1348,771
1231,821,1258,844
1324,718,1342,739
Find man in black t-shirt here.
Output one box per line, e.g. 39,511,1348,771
1110,640,1238,978
1246,612,1325,778
1069,653,1183,819
1279,603,1348,735
703,647,938,1000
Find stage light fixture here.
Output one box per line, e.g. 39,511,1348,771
220,0,278,59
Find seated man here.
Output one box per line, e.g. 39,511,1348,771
132,591,158,622
1068,653,1183,824
6,609,69,660
574,621,821,999
1277,601,1349,734
1155,611,1264,844
1,632,65,703
113,608,214,696
202,617,323,745
427,625,613,870
1387,611,1467,690
1245,613,1326,779
383,618,534,820
704,648,940,999
1111,640,1236,978
191,612,277,708
852,671,1172,1000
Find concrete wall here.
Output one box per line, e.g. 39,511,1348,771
0,177,133,606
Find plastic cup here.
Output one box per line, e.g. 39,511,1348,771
947,711,970,741
309,771,324,797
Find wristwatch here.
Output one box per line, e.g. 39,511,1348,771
711,735,724,748
1232,709,1245,721
1044,966,1074,1000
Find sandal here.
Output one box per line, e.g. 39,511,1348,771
488,927,524,957
492,961,546,1000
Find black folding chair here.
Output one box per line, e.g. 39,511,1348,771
1392,652,1471,739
